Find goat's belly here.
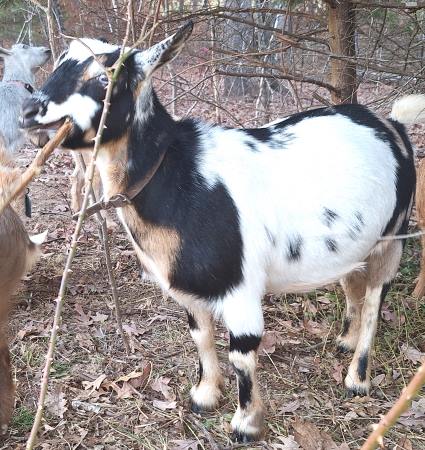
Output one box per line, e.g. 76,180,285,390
264,230,377,294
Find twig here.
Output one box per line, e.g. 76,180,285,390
25,3,161,447
75,153,130,355
361,359,425,450
188,415,221,450
0,119,72,215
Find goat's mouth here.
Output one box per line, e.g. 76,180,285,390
23,117,67,132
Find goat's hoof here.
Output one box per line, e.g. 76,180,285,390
190,401,213,415
345,386,369,398
336,343,352,354
231,429,259,443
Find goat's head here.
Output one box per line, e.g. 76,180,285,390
21,22,193,149
0,43,51,74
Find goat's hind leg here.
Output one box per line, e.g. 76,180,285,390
345,240,402,396
186,305,224,413
337,270,366,353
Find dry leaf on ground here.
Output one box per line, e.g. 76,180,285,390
292,417,349,450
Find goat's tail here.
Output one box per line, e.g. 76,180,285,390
26,230,47,271
390,94,425,125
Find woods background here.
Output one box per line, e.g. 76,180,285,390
1,1,425,450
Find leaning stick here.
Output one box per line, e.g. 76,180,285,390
0,119,73,216
76,153,130,355
361,359,425,450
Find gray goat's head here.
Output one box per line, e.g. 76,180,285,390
0,43,51,80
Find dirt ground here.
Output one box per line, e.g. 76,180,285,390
1,86,425,450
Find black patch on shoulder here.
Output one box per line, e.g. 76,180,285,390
323,208,339,227
341,317,351,337
232,366,253,409
287,235,303,261
187,311,198,331
246,141,259,152
357,353,368,382
243,127,272,142
229,333,261,354
129,104,243,300
325,238,338,252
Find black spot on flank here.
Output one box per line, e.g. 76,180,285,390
187,311,198,331
246,141,259,152
229,333,261,354
326,238,338,252
357,353,369,382
243,127,272,142
341,317,351,337
265,226,276,246
323,208,339,227
348,212,365,241
287,235,303,262
232,366,253,409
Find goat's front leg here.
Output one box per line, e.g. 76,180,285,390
223,295,264,442
186,306,224,412
0,326,14,434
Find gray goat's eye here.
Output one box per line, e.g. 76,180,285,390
97,73,109,85
22,44,29,49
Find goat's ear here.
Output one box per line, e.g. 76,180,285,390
134,21,193,77
0,47,11,58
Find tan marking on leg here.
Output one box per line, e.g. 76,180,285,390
188,306,223,410
338,270,366,352
346,240,402,395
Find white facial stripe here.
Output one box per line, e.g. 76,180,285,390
64,38,120,65
36,93,100,130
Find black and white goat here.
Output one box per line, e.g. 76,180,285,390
22,22,420,442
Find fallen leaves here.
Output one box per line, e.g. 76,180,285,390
401,344,425,365
292,418,349,450
46,385,68,419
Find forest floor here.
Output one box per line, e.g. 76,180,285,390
1,84,425,450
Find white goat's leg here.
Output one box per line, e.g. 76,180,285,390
345,240,402,396
222,291,265,443
186,306,224,412
337,271,366,352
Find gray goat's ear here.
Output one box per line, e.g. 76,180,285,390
134,21,193,77
0,47,12,58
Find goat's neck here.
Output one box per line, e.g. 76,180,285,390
3,59,35,85
126,86,176,190
96,86,175,200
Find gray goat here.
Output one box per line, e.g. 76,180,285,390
0,43,50,154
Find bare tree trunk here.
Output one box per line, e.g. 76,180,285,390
328,0,357,104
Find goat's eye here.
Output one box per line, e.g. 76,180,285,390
22,44,29,49
97,73,109,85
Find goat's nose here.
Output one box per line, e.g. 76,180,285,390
21,98,41,128
45,49,51,56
